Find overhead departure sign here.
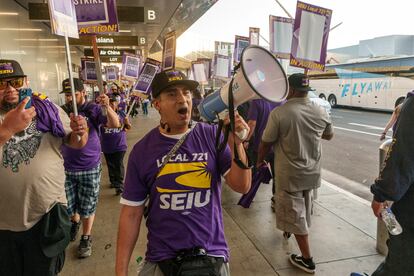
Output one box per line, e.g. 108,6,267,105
29,3,159,24
84,48,135,57
70,35,139,46
97,37,114,43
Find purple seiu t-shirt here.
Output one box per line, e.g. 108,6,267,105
247,99,284,150
61,102,107,171
122,123,232,262
100,112,127,154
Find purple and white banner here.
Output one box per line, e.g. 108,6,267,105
133,58,161,95
213,54,231,79
121,53,141,80
269,15,294,59
249,27,260,45
105,66,118,81
191,61,207,84
162,31,176,70
290,1,332,71
74,0,119,35
81,57,97,82
196,58,212,80
214,41,233,57
48,0,79,38
233,35,249,65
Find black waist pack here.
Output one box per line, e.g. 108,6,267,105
158,247,224,276
39,203,71,258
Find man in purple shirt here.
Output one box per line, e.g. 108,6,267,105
116,70,252,276
245,99,284,210
60,78,120,258
109,83,127,113
100,96,131,195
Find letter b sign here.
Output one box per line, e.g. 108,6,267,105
145,8,159,23
139,37,147,45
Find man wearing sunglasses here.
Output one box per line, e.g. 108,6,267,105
0,59,88,275
59,77,120,259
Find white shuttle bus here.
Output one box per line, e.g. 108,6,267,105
308,56,414,111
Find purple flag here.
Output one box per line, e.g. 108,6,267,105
238,165,272,208
33,96,66,138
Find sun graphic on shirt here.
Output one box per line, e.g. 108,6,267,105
156,162,212,193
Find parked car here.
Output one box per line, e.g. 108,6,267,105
308,91,332,114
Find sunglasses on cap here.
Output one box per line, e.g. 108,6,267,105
0,77,24,90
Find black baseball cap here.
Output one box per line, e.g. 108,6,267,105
151,70,199,98
60,78,84,94
288,73,314,92
0,59,26,80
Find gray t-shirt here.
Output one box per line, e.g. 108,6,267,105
262,97,333,192
0,105,71,231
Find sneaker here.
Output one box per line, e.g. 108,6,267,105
271,197,275,212
289,254,315,274
78,235,92,258
70,221,81,242
350,273,369,276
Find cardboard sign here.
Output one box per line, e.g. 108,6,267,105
290,1,332,71
48,0,79,38
75,0,119,35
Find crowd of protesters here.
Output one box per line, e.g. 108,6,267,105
0,59,412,276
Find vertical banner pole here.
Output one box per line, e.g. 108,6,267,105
126,99,137,118
92,35,107,115
92,35,104,94
64,34,78,117
120,98,137,129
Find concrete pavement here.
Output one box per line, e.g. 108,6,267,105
61,107,386,276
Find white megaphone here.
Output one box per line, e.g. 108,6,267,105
198,45,288,139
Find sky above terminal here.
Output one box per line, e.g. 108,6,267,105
176,0,413,56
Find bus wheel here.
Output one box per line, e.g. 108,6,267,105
328,95,337,107
319,94,326,100
395,97,405,107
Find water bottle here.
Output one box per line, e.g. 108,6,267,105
381,207,403,235
136,256,145,274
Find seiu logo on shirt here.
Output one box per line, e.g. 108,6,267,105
104,127,122,134
155,153,211,213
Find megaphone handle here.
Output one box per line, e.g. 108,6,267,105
101,106,107,116
227,78,251,169
216,119,230,152
236,128,248,141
